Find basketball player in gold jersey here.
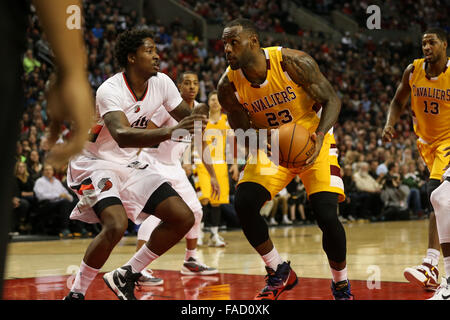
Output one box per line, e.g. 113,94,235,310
383,28,450,294
217,19,352,300
193,91,238,247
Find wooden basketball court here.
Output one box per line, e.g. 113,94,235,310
3,219,438,300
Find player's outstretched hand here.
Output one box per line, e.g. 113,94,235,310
382,125,396,143
46,72,94,168
304,132,324,167
175,114,207,134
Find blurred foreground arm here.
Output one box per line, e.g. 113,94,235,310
33,0,94,167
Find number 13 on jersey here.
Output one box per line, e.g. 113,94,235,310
423,101,439,114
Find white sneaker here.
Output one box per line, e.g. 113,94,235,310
138,269,164,286
197,236,204,246
269,217,278,226
181,257,218,275
404,258,440,291
428,277,450,300
208,234,226,247
282,216,293,225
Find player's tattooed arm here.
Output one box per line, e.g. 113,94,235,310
282,49,341,135
382,64,413,142
217,73,251,131
282,49,341,165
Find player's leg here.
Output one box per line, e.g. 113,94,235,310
404,141,444,290
299,133,352,300
235,181,298,300
135,215,164,286
65,198,129,300
104,182,194,300
428,176,450,299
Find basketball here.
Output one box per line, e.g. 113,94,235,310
278,122,315,169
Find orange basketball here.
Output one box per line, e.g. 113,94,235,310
278,122,315,169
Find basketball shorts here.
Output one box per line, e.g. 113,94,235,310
193,162,230,205
238,132,345,202
417,138,450,180
137,154,202,214
67,154,167,225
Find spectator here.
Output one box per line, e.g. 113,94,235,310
379,173,410,221
27,150,43,182
23,49,41,74
352,161,383,219
33,164,76,238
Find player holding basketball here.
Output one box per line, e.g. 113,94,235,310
64,29,206,300
135,72,219,285
383,28,450,294
217,19,351,300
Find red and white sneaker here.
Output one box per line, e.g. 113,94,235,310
404,258,440,291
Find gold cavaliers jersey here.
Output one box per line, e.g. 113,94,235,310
409,58,450,144
226,46,320,131
203,113,231,163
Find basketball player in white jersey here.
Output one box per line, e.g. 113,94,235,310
136,72,219,286
64,29,207,300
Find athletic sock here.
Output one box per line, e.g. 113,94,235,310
330,266,348,283
261,247,284,271
444,256,450,279
71,260,100,295
426,248,440,266
185,248,198,261
125,244,159,273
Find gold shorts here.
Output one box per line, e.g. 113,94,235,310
193,162,230,205
417,138,450,180
238,133,345,202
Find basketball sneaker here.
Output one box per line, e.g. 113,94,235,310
428,277,450,300
103,265,142,300
331,279,354,300
181,257,218,275
404,258,440,291
63,292,85,300
255,261,298,300
138,269,164,286
208,234,226,247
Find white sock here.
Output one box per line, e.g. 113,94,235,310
330,266,348,283
125,245,159,273
426,248,440,266
261,247,284,271
210,226,219,236
71,260,100,295
444,256,450,279
185,248,197,261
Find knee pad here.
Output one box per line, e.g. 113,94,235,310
310,192,346,262
234,182,271,247
137,215,161,241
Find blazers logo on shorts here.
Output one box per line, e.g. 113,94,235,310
98,178,113,192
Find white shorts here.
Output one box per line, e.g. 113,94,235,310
67,154,167,225
141,158,202,214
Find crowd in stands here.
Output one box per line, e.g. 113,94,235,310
14,0,439,237
299,0,449,32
